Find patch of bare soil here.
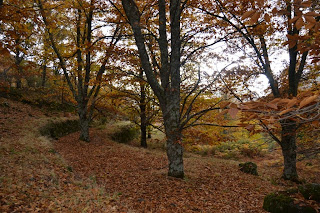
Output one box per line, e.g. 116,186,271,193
55,129,285,212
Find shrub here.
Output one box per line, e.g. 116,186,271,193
299,183,320,202
39,119,80,139
111,124,139,144
263,192,316,213
239,162,258,175
263,192,294,213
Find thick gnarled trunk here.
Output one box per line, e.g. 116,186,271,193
280,121,298,181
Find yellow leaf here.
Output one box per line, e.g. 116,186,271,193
299,95,318,108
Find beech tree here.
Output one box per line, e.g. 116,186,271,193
120,0,229,178
36,0,122,141
197,0,320,181
120,0,185,177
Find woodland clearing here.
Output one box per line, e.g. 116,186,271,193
1,98,320,212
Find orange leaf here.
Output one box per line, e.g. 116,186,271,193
220,101,230,109
264,14,271,22
229,103,238,109
228,108,239,119
247,114,257,120
305,11,319,16
289,16,300,24
266,103,278,109
249,12,260,24
241,10,255,20
239,104,250,110
301,1,312,7
217,109,229,118
287,98,297,108
295,17,304,30
270,98,281,104
279,108,295,116
304,15,316,24
245,125,255,131
299,95,318,108
305,22,315,29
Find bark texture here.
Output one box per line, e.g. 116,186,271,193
280,121,298,181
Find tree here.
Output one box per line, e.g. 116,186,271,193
0,0,37,88
36,0,122,141
120,0,189,178
120,0,231,178
197,0,320,181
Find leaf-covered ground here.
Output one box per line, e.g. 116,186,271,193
55,129,280,212
1,97,320,212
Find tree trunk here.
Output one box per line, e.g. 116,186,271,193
140,95,147,148
165,122,184,178
16,78,22,88
139,69,147,148
41,64,47,87
78,103,90,142
140,117,147,148
280,120,298,181
163,99,184,178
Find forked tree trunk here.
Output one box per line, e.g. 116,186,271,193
280,120,298,181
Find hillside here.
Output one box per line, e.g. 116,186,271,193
1,97,319,212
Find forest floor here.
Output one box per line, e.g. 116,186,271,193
1,97,320,212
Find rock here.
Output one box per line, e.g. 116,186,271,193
263,192,294,213
239,162,258,175
299,183,320,203
263,192,317,213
